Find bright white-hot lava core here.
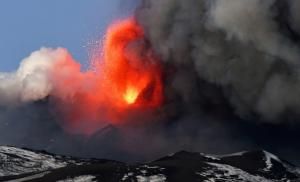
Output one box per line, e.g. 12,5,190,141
124,87,139,104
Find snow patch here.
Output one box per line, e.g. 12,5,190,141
198,162,273,182
136,174,166,182
216,151,247,158
142,165,160,169
201,153,220,161
122,172,134,181
57,175,96,182
0,146,71,176
262,150,281,171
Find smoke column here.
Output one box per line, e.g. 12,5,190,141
137,0,300,122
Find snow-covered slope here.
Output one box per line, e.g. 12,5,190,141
0,146,299,182
0,146,84,177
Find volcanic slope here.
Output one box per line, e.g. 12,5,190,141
0,146,299,181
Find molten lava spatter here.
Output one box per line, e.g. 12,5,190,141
51,18,163,135
100,19,163,109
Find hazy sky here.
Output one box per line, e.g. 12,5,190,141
0,0,138,71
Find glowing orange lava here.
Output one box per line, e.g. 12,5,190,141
99,18,163,109
51,18,163,135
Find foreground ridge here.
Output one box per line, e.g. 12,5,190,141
0,146,299,182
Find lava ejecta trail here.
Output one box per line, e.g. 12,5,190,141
51,18,163,135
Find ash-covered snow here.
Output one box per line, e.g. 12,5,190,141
121,172,134,181
201,153,220,161
142,165,165,172
57,175,96,182
262,150,281,171
0,146,77,176
136,174,167,182
200,162,273,182
121,165,166,181
0,146,299,182
217,151,247,158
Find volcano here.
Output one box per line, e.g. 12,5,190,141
1,0,300,180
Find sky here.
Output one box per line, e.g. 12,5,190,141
0,0,138,71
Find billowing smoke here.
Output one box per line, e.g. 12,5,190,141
0,48,65,105
137,0,300,121
1,0,300,164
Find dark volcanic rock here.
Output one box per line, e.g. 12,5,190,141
0,146,299,182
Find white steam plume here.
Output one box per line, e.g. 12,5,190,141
0,48,71,106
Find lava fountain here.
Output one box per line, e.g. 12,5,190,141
51,18,163,135
100,19,163,108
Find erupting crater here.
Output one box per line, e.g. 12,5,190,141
52,18,163,135
100,18,163,109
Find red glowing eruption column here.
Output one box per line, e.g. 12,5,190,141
51,18,163,135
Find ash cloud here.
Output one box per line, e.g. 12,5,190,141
137,0,300,121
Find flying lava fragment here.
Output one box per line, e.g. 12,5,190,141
51,18,163,135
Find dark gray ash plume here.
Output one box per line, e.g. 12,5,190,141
137,0,300,122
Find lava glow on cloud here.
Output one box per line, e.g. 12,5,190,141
50,18,163,135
